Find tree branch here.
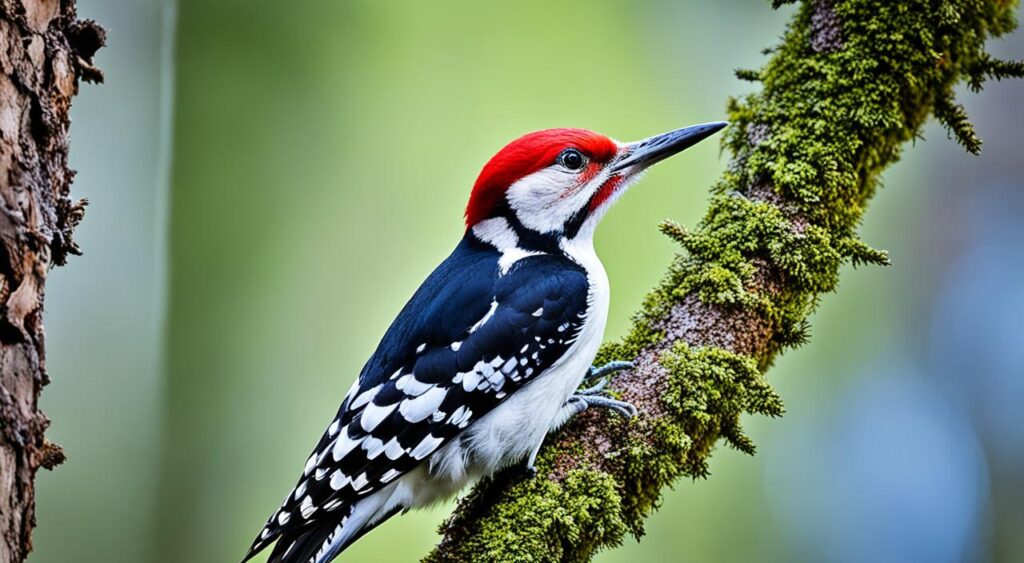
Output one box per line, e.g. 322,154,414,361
425,1,1023,561
0,1,102,560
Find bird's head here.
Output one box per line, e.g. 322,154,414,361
465,122,727,246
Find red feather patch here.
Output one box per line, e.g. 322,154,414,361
465,129,616,227
588,175,625,213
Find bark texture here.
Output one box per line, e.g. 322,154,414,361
426,1,1024,561
0,0,101,560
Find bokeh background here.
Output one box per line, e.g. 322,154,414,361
31,0,1023,561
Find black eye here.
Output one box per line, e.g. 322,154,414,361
558,148,586,171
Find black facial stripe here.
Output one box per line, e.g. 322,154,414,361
563,173,618,239
562,205,589,240
491,198,563,254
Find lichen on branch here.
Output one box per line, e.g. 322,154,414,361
425,1,1024,561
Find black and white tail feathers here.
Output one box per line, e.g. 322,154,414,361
267,517,347,563
243,500,403,563
242,504,351,563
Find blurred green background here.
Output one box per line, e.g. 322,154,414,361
32,0,1024,561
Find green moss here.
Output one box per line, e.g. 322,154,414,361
425,469,626,563
619,343,783,534
426,1,1023,561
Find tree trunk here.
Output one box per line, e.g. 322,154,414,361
0,1,101,560
426,1,1024,561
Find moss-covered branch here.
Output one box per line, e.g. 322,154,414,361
425,1,1023,561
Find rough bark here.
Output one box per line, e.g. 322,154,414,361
426,1,1024,561
0,1,101,560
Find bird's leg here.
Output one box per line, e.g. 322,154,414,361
523,444,543,477
522,362,637,477
523,397,587,476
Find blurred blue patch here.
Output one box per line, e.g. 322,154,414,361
927,182,1024,469
764,367,988,563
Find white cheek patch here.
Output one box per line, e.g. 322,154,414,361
506,167,603,234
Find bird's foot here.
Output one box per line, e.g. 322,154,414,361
542,360,637,439
564,360,638,418
565,393,638,419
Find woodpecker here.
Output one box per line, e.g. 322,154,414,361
242,122,727,563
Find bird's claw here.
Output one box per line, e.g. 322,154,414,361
565,394,638,420
577,376,609,396
577,360,634,395
584,360,634,384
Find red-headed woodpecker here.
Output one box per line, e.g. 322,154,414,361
243,122,727,563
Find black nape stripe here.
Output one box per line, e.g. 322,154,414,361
490,199,564,254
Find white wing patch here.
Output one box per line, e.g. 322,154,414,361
447,406,472,428
398,385,447,423
362,436,385,459
395,373,433,397
331,430,362,462
349,385,380,411
410,434,444,460
330,470,349,491
383,437,406,460
359,401,395,432
300,495,316,518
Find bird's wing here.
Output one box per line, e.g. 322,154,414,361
244,239,590,559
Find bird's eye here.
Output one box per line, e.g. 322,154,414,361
557,148,586,171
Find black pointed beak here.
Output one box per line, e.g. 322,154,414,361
611,121,728,174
